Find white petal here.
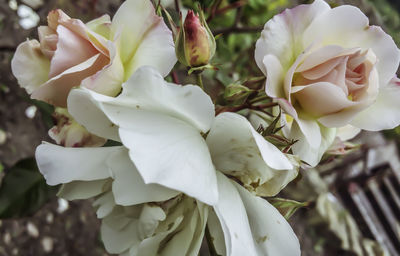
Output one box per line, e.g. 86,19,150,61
289,122,336,167
111,0,175,76
213,173,258,256
58,179,109,200
336,125,361,141
106,66,215,133
11,40,50,94
67,87,120,141
213,173,300,256
116,111,218,206
255,0,330,72
295,114,321,148
107,147,180,206
351,78,400,131
262,55,285,98
233,180,300,256
124,18,176,79
35,143,120,185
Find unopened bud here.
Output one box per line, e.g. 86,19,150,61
175,10,216,67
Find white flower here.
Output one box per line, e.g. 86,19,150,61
36,67,300,255
255,0,400,166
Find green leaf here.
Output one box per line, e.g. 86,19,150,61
269,197,308,220
0,158,58,218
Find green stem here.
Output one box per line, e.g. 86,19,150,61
205,225,219,256
197,73,204,90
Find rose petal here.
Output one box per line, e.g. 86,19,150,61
49,25,98,78
212,173,300,256
36,143,120,185
350,77,400,130
11,40,50,94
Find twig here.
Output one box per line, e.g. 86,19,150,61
213,25,264,36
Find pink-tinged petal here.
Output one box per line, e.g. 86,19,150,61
11,40,50,94
317,68,379,127
124,19,176,79
303,5,400,86
262,55,285,98
296,46,359,73
293,82,357,117
82,41,124,96
32,53,109,107
350,77,400,131
49,25,98,78
38,26,58,59
47,9,70,30
255,0,330,72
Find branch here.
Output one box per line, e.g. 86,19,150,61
213,25,263,36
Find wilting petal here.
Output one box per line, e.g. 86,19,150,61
207,112,295,196
11,40,50,94
255,0,330,72
350,78,400,130
107,147,180,206
212,173,300,256
36,143,121,185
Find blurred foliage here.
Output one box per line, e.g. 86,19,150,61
0,158,58,218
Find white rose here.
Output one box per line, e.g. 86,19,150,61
255,0,400,166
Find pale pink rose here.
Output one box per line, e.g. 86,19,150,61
255,0,400,166
11,0,176,107
49,108,106,147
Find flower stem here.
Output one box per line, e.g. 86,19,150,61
197,73,204,90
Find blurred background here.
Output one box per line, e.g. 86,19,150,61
0,0,400,255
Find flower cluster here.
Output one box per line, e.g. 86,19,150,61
10,0,400,255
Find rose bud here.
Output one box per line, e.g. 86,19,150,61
175,10,216,68
224,83,253,104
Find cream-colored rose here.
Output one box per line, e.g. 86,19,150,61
255,0,400,166
11,0,176,107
